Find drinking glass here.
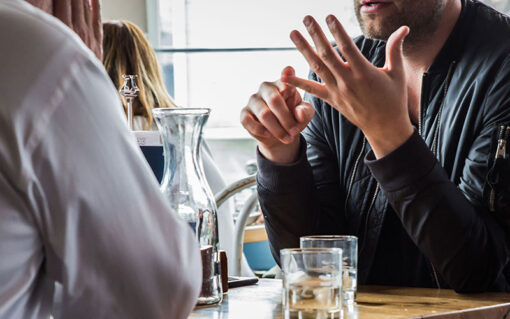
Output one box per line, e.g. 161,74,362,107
300,236,358,304
280,248,343,319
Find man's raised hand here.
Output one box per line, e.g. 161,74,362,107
240,66,315,164
53,0,103,60
283,15,414,158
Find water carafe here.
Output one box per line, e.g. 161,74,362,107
153,108,222,305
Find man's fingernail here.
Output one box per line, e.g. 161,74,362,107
303,16,312,27
290,31,301,44
283,135,293,143
326,15,334,25
290,127,300,135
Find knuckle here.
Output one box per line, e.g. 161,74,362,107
254,126,267,137
240,114,256,133
240,107,249,121
260,81,275,91
241,116,252,130
307,25,318,36
259,108,274,122
248,93,260,106
275,130,287,140
311,62,323,74
351,72,364,81
342,44,356,56
318,49,331,61
338,44,349,54
268,93,282,107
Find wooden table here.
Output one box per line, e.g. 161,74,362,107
190,279,510,318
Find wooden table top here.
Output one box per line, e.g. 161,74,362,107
189,279,510,319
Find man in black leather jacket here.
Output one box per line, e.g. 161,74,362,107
240,0,510,292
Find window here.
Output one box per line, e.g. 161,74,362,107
150,0,510,182
153,0,360,132
483,0,510,13
152,0,510,133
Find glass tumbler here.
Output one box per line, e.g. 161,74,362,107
300,236,358,304
281,248,343,319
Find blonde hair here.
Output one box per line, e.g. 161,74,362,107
102,20,178,130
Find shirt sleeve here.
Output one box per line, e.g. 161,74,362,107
26,53,202,318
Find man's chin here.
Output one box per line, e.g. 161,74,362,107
361,26,392,41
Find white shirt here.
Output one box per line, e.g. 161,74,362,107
0,1,201,318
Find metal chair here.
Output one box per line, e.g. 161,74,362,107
215,174,258,276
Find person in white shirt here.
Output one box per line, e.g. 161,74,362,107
0,0,202,318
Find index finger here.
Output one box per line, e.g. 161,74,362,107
325,15,369,71
276,66,299,100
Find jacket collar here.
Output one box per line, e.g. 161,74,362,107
427,0,474,74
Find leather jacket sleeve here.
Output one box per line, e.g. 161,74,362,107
365,58,510,293
257,97,347,264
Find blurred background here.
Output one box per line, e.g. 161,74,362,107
103,0,510,184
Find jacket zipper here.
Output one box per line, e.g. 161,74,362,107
495,125,509,159
345,138,367,210
343,136,379,255
417,62,456,289
360,183,380,254
344,136,378,255
418,72,428,137
490,125,510,212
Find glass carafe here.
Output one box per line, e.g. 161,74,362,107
152,108,222,305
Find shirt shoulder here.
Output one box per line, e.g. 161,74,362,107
0,0,98,107
0,0,120,183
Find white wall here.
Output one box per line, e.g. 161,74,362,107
101,0,148,32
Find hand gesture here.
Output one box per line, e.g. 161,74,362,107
53,0,103,60
284,15,413,158
240,67,315,164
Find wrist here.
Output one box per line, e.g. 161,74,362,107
258,136,301,164
364,123,414,159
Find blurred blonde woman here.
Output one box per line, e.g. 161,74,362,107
103,20,177,130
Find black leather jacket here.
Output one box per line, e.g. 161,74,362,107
257,0,510,292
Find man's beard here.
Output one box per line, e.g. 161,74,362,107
355,1,446,46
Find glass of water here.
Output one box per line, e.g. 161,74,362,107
280,248,343,319
300,236,358,305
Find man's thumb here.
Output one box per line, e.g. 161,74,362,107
385,26,409,73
